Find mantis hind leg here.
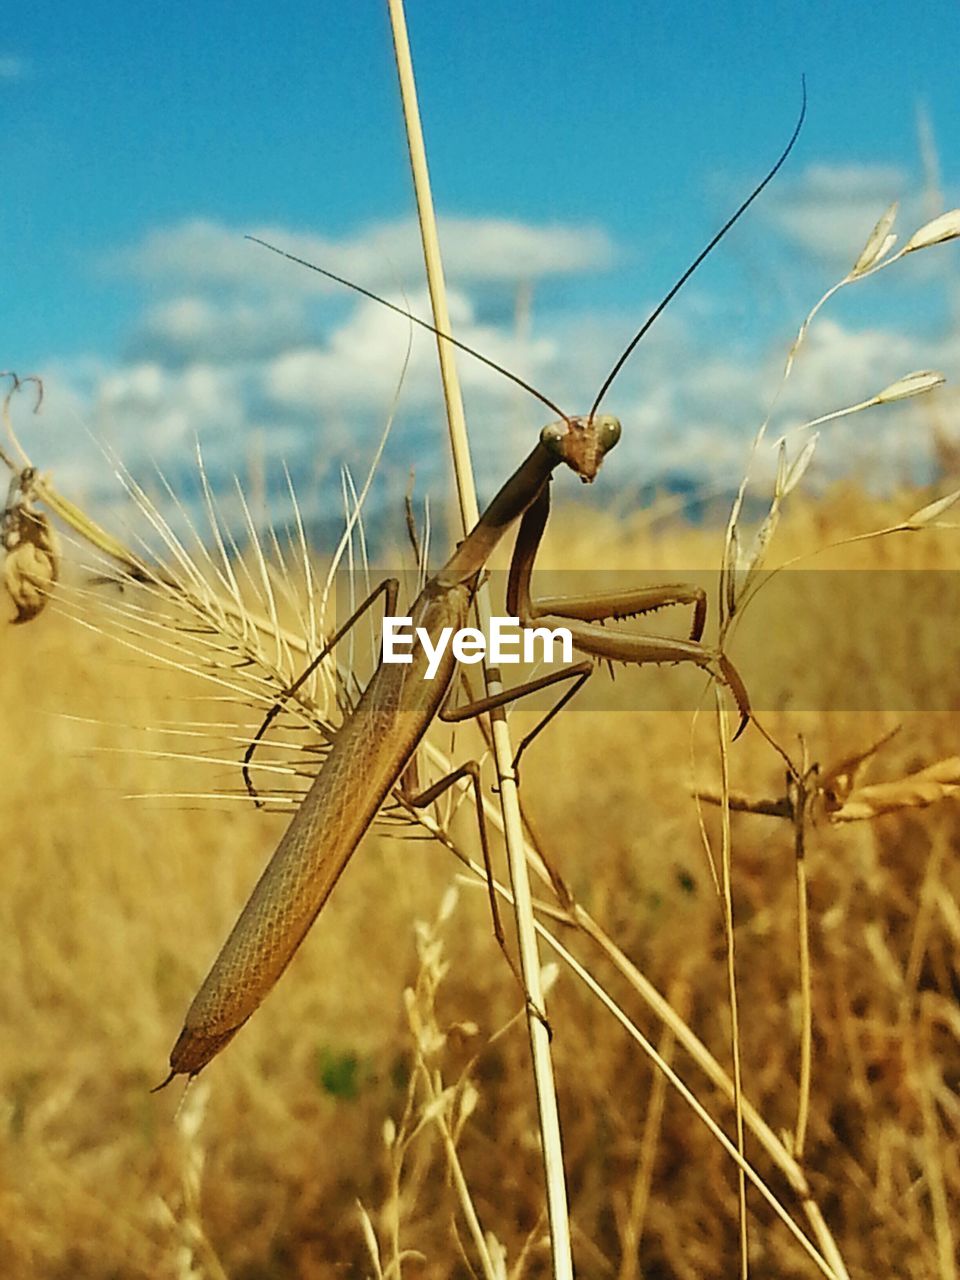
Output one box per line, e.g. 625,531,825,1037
242,577,400,806
400,760,550,1029
438,661,594,777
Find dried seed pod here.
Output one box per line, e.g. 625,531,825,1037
2,470,61,623
829,757,960,823
850,200,898,276
902,208,960,253
905,486,960,528
874,370,945,403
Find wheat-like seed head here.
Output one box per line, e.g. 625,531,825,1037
2,467,61,624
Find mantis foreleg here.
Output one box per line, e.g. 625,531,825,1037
506,483,749,731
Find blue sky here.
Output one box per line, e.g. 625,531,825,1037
4,2,960,532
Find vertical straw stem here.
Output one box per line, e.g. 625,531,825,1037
382,4,474,531
384,3,574,1276
715,692,749,1277
793,815,813,1158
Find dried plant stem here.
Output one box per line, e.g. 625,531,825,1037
385,1142,403,1275
904,835,948,996
571,905,850,1279
543,911,840,1279
421,787,846,1275
411,1056,499,1280
386,4,573,1278
616,980,687,1280
715,694,749,1279
793,810,813,1159
918,998,958,1280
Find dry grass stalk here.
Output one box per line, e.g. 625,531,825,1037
386,2,573,1276
615,978,687,1280
713,695,750,1276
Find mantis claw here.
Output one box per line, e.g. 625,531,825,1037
717,653,751,739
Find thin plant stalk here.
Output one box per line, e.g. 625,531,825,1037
918,997,958,1280
538,906,841,1279
385,3,573,1277
616,980,686,1280
793,788,813,1159
411,1051,499,1280
715,693,749,1278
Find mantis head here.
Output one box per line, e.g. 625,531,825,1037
540,414,622,483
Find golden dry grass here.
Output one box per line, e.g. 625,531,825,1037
1,484,959,1278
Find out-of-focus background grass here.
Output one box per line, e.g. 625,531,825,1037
1,484,958,1279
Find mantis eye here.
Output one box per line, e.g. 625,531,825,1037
598,416,622,452
539,421,567,455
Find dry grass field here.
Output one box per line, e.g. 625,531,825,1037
2,478,959,1279
6,5,960,1274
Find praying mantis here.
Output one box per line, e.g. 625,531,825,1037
159,100,804,1086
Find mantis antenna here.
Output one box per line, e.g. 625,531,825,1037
245,235,567,419
248,80,806,424
589,79,807,419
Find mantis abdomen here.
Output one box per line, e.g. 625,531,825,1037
168,584,467,1079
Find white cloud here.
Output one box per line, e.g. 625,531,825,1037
783,316,918,407
29,202,957,545
262,286,556,415
763,162,914,266
95,361,247,459
130,294,309,365
35,308,952,541
605,312,957,493
109,214,616,293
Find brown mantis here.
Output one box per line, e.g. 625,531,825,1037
159,98,804,1085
